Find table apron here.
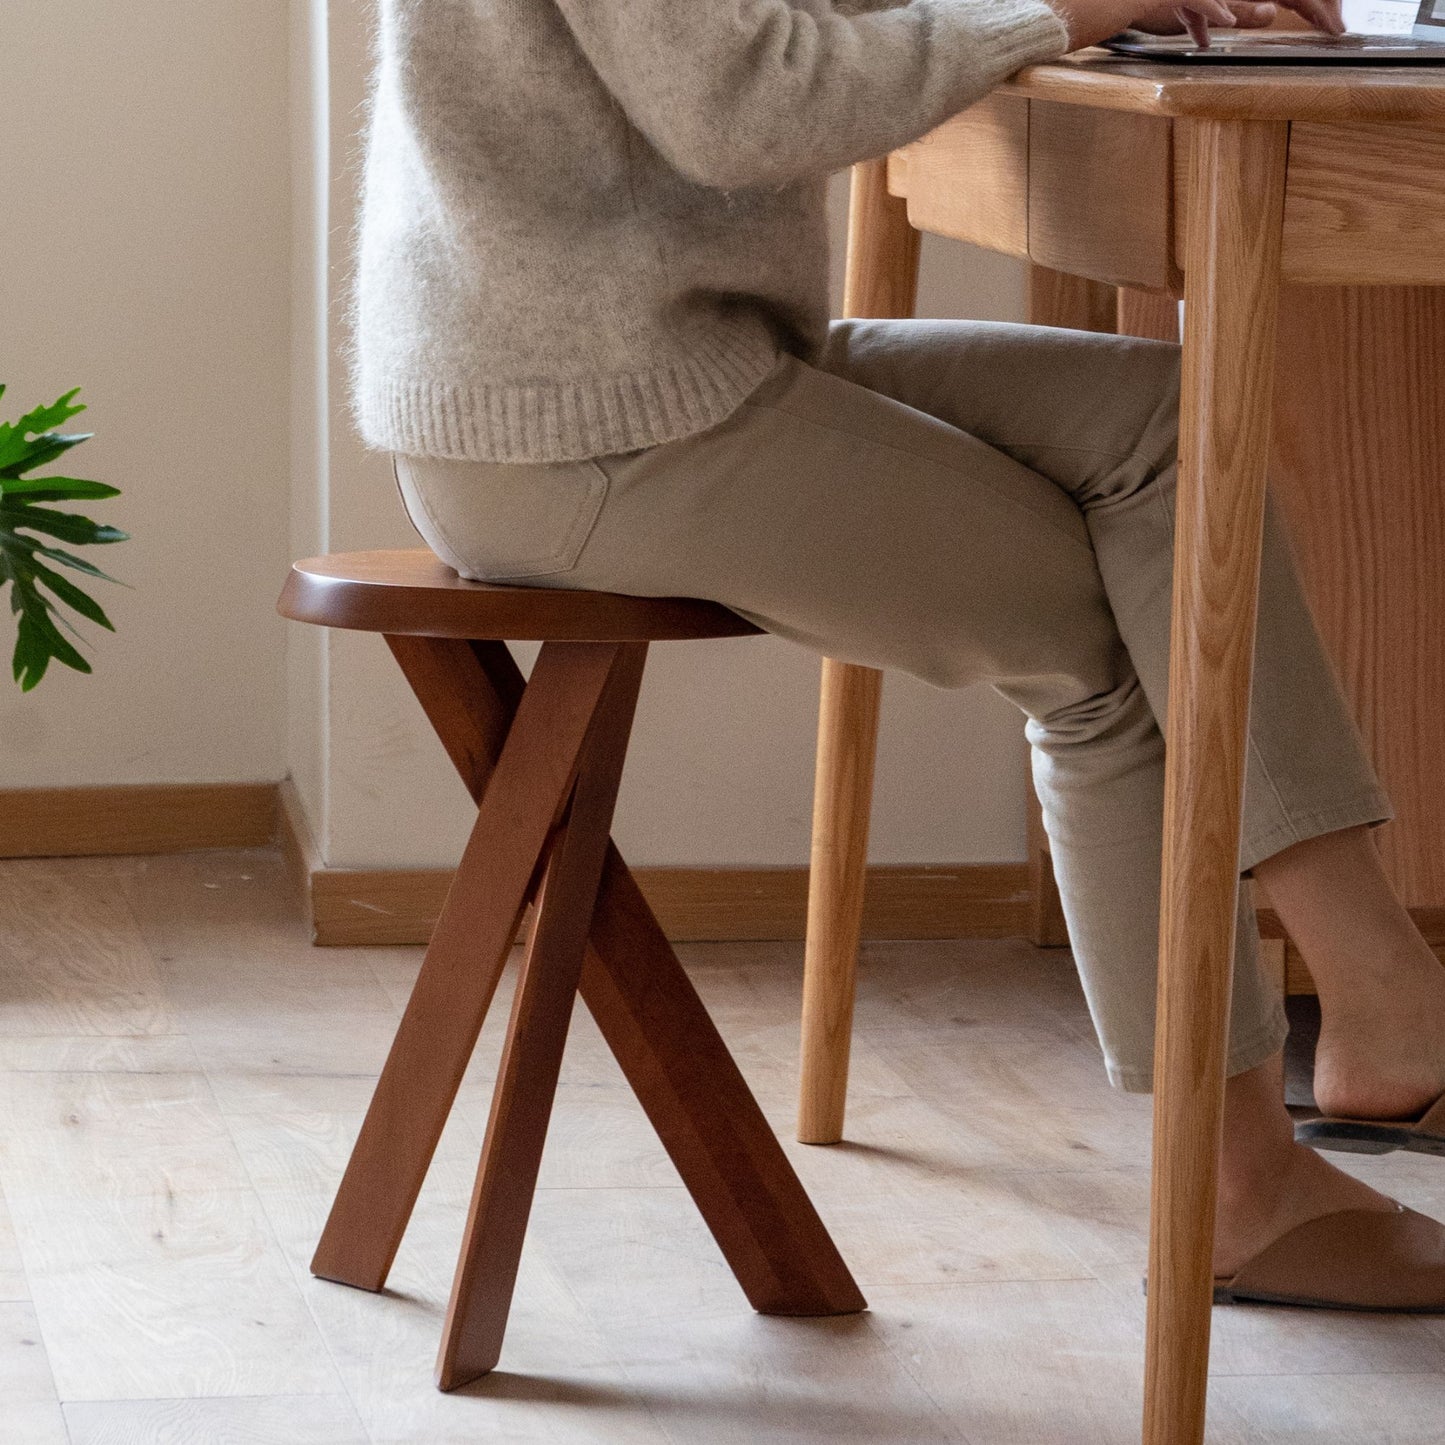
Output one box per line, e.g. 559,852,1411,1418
889,99,1445,290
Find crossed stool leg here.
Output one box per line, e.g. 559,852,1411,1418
308,634,865,1390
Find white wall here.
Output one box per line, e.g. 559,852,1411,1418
4,0,1032,873
0,3,292,788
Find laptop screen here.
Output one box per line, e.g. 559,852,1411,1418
1414,0,1445,34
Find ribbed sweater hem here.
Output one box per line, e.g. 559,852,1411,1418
357,314,786,464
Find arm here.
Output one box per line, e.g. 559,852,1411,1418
550,0,1070,189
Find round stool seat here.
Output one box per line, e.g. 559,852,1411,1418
278,550,762,642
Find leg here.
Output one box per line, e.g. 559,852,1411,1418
583,846,866,1314
1118,287,1181,344
797,157,921,1145
399,327,1361,1109
438,642,645,1389
384,637,868,1320
1254,824,1445,1121
1029,265,1116,335
1144,118,1289,1445
1022,265,1118,951
799,658,882,1144
310,638,624,1291
1025,787,1070,949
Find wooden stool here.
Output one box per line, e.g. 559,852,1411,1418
277,550,865,1392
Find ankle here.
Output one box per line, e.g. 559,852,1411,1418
1219,1130,1299,1214
1255,825,1442,1005
1217,1053,1297,1196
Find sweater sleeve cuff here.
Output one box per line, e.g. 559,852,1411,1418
952,0,1073,90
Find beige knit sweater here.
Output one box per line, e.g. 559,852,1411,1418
351,0,1071,464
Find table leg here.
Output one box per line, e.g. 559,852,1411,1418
1143,118,1288,1445
1118,287,1181,344
797,158,918,1146
1029,265,1116,334
799,657,883,1144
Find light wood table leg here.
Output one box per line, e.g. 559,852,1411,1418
1029,265,1117,335
797,157,918,1146
799,658,883,1144
1143,118,1288,1445
1118,287,1182,344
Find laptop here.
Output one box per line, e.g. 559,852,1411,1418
1103,0,1445,59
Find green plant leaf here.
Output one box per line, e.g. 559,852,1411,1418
17,585,90,667
0,386,124,690
0,475,121,502
0,503,128,547
15,389,84,435
10,586,90,689
13,612,52,691
0,388,84,470
0,432,93,479
9,538,125,586
31,561,114,631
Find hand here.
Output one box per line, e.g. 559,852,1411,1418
1135,0,1280,40
1048,0,1345,51
1162,3,1272,46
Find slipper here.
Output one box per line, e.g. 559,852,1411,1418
1295,1092,1445,1158
1211,1204,1445,1311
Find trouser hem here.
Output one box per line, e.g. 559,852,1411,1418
1105,1011,1290,1095
1240,787,1395,876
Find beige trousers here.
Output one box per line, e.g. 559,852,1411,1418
393,317,1392,1091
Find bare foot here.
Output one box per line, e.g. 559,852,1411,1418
1214,1138,1397,1279
1214,1050,1398,1279
1250,825,1445,1122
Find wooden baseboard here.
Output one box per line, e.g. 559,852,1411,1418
271,791,1445,967
288,846,1031,948
12,778,1440,979
277,778,321,919
0,782,278,858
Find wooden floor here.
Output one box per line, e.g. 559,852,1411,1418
2,851,1444,1444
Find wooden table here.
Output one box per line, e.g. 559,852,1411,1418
803,54,1445,1445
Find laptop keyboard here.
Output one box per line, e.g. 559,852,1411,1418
1223,32,1436,47
1104,29,1445,55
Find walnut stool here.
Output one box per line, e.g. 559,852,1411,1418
278,549,864,1392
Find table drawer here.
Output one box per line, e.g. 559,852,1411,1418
890,96,1178,293
1027,102,1177,292
888,94,1029,257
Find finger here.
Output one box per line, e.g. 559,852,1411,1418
1227,0,1278,28
1198,0,1241,24
1279,0,1347,32
1179,0,1238,29
1176,7,1214,44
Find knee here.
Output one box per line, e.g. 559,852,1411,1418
1072,341,1182,517
1021,671,1160,761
